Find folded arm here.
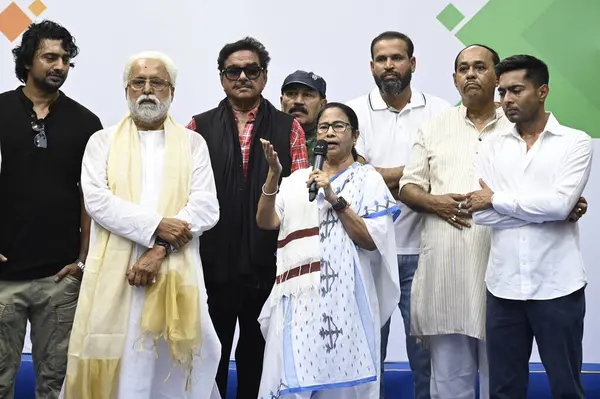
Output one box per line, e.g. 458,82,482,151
171,135,219,238
492,135,593,223
471,138,532,229
81,131,163,248
472,208,531,229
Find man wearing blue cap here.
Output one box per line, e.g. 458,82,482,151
281,70,327,165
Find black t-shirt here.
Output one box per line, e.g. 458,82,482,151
0,87,103,280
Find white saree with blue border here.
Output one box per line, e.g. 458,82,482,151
258,163,401,399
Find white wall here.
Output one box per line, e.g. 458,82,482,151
2,0,598,363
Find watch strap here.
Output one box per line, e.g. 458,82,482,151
155,237,174,255
332,196,349,212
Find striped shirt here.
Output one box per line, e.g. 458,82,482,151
399,105,512,340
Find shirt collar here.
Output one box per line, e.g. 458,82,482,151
17,85,64,118
232,103,260,123
304,125,316,141
502,112,563,137
368,87,426,112
459,103,506,130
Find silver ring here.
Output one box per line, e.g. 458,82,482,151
577,208,582,213
458,202,463,210
451,216,457,222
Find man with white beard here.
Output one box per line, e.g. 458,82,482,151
60,51,223,399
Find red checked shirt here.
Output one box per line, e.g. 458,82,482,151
187,106,309,179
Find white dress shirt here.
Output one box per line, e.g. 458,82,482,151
474,113,593,301
347,88,450,255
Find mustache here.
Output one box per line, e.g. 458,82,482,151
47,71,65,78
289,105,308,114
136,94,159,105
381,71,401,79
234,80,253,89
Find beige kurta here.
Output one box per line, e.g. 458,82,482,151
399,105,512,341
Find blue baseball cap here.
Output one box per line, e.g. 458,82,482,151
281,70,327,98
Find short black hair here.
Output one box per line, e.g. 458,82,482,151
495,54,549,87
453,44,500,71
12,20,79,83
370,31,414,59
316,102,360,161
217,37,271,71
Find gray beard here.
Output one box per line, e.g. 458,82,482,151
128,96,171,126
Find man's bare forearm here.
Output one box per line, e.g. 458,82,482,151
399,183,436,213
375,166,404,199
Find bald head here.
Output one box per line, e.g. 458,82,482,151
454,44,499,72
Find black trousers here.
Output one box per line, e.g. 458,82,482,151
486,287,586,399
206,279,272,399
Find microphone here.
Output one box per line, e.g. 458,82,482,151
309,140,328,202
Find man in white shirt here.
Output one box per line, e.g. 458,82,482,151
60,51,222,399
346,31,450,399
470,54,593,399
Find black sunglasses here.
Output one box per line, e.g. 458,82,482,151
221,65,264,81
31,121,47,148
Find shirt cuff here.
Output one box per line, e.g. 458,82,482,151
491,191,513,216
141,214,164,248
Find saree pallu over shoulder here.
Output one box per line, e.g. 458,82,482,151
63,115,201,398
258,163,401,398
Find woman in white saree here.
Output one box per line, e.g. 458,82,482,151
256,103,401,399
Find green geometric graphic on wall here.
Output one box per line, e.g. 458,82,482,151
437,3,465,31
443,0,600,138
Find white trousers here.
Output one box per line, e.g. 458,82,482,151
429,334,489,399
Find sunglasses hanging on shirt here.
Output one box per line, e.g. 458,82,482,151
31,118,47,149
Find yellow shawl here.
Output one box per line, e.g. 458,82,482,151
63,115,201,398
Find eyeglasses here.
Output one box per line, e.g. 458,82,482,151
32,121,47,148
128,78,171,91
316,121,353,134
220,65,264,81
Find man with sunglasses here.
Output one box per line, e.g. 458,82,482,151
0,21,102,399
186,37,309,399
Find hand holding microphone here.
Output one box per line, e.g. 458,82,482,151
307,140,331,202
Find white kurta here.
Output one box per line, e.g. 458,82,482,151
400,105,513,341
77,125,222,399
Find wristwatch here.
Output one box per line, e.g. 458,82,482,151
76,260,85,272
332,196,349,213
155,237,174,255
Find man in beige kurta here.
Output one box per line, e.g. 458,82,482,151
398,45,507,399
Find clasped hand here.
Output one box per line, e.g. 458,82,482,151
156,218,192,249
438,179,589,228
127,246,166,287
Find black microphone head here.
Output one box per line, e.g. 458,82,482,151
314,140,328,157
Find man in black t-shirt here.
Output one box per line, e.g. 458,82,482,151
0,21,102,399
